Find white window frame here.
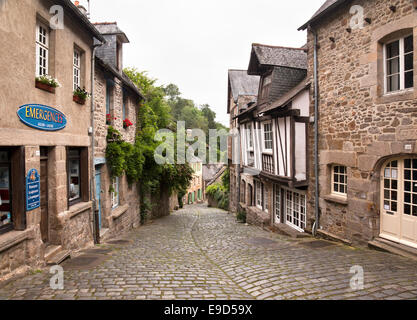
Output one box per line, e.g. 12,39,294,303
262,121,273,153
264,187,269,213
383,34,414,94
256,180,263,209
331,165,348,198
283,187,306,232
36,22,49,77
274,185,281,224
73,49,81,91
246,123,253,151
111,177,120,209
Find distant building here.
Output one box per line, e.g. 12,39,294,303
184,157,204,205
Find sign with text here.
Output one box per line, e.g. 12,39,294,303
26,169,40,211
17,104,67,131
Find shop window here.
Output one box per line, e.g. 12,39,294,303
0,148,25,234
111,177,119,209
332,165,347,197
0,151,12,233
67,148,88,206
36,22,49,77
384,34,413,93
274,185,281,224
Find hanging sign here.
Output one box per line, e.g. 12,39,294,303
26,169,41,211
17,104,67,131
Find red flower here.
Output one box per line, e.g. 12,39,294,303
123,119,133,128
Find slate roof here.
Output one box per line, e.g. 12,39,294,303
93,22,129,43
253,44,308,69
96,57,144,100
248,44,308,75
228,70,260,102
298,0,350,30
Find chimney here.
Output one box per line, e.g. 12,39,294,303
74,1,89,17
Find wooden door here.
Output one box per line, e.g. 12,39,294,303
40,149,48,243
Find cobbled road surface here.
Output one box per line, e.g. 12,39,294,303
1,204,417,300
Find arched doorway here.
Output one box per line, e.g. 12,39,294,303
380,157,417,249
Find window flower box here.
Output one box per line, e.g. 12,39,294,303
123,118,133,129
106,114,117,125
35,75,60,93
73,87,91,105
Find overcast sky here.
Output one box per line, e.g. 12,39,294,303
83,0,324,126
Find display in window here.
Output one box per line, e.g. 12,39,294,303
69,159,80,201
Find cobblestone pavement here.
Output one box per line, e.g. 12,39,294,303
0,204,417,300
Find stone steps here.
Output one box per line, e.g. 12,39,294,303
270,223,310,239
368,237,417,261
45,245,71,265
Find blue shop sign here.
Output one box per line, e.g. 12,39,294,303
17,104,67,131
26,169,40,211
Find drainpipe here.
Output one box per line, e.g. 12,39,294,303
91,40,103,244
310,26,320,237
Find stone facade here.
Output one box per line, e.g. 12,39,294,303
93,23,142,241
0,0,102,279
304,0,417,246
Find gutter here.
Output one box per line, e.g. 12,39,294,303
309,26,320,237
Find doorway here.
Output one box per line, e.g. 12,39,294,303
95,169,102,230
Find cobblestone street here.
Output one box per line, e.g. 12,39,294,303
0,204,416,300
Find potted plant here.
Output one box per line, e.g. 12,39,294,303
123,118,133,129
106,114,117,125
35,75,61,93
73,87,91,105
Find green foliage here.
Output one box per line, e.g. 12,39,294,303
206,183,229,211
222,167,230,192
105,126,144,186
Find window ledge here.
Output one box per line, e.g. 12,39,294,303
111,203,129,220
66,201,93,220
323,194,348,205
377,89,414,104
0,228,35,254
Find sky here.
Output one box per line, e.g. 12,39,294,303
81,0,324,127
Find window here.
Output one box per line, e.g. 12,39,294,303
241,181,246,204
122,90,128,120
264,187,269,212
274,185,281,224
385,35,413,93
263,122,273,151
246,123,253,149
111,177,119,209
68,149,81,202
0,151,12,233
261,74,272,100
106,79,113,115
36,22,49,77
73,49,81,91
67,148,88,206
256,181,263,209
332,165,347,197
285,189,306,231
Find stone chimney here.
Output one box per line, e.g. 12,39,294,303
74,1,88,17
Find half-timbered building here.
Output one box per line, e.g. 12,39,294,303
235,44,311,234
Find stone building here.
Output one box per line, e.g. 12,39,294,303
0,0,104,279
227,70,260,213
234,44,311,234
92,22,144,241
299,0,417,249
184,157,204,205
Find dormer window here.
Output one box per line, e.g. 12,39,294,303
384,35,413,93
260,74,272,100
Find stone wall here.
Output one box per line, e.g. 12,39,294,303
306,0,417,245
94,66,141,241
